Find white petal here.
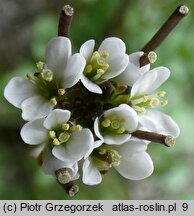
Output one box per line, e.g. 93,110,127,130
80,74,102,94
138,110,180,137
82,158,102,185
46,37,71,79
4,77,36,108
42,150,79,176
52,129,94,163
80,39,95,61
63,53,86,88
98,37,126,58
94,117,104,141
104,134,131,145
43,109,71,130
85,140,103,159
114,52,150,86
20,119,48,145
114,140,153,180
21,96,53,121
102,54,129,79
131,67,170,98
115,151,153,180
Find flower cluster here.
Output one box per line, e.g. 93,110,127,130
4,36,180,194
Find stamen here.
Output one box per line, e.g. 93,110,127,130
75,124,83,131
101,119,111,128
49,130,56,139
50,97,57,106
101,51,109,58
62,123,70,130
157,91,166,97
84,65,93,73
117,127,126,134
97,57,106,66
150,98,159,107
41,69,53,82
58,88,66,96
26,73,35,80
53,138,61,146
36,61,45,70
160,100,168,106
111,120,120,129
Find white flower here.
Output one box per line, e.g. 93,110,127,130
114,51,150,86
82,139,153,185
4,37,86,121
80,37,129,94
94,104,138,145
20,109,94,164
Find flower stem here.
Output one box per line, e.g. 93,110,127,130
132,130,176,147
142,5,189,52
58,5,74,37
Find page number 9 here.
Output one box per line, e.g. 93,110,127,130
182,203,188,211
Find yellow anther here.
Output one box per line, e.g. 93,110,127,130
147,51,157,64
41,69,53,82
101,119,111,127
117,127,126,134
58,132,71,143
84,65,93,73
140,107,146,114
150,98,159,107
49,130,56,139
58,88,65,96
97,69,105,76
53,138,61,146
143,95,149,102
102,51,109,58
50,97,57,106
36,61,45,70
26,73,34,80
62,123,70,131
92,51,100,58
157,91,166,97
99,149,107,155
102,63,109,70
160,100,168,106
75,124,83,131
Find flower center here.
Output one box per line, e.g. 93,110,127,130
26,61,66,107
84,51,110,83
92,145,121,172
101,115,126,135
48,123,82,147
131,91,168,114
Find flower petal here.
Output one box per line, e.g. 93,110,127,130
114,52,150,86
21,96,53,121
42,150,79,178
46,37,71,79
4,77,36,108
115,140,153,180
98,37,126,58
138,110,180,137
80,39,95,61
80,74,102,94
20,119,48,145
43,109,71,130
63,53,86,88
131,67,170,98
104,134,131,145
102,54,129,79
85,140,103,159
82,158,102,185
94,117,104,141
52,129,94,163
